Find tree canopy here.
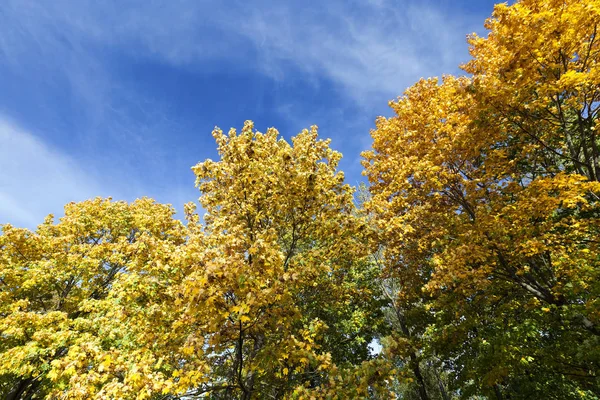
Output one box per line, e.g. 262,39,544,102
1,0,599,398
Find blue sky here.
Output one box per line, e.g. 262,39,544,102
0,0,497,227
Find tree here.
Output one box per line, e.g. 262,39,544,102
0,198,188,399
181,121,388,399
363,0,600,398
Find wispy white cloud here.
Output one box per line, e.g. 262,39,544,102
0,116,108,228
0,0,491,219
234,0,479,106
0,0,485,109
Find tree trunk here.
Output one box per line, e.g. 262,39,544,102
395,307,430,400
435,367,451,400
410,354,430,400
6,377,39,400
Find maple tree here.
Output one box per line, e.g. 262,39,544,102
363,0,600,398
0,198,189,399
182,121,387,399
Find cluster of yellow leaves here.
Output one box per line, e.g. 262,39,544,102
0,198,192,399
289,358,396,400
363,0,600,394
465,0,600,181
